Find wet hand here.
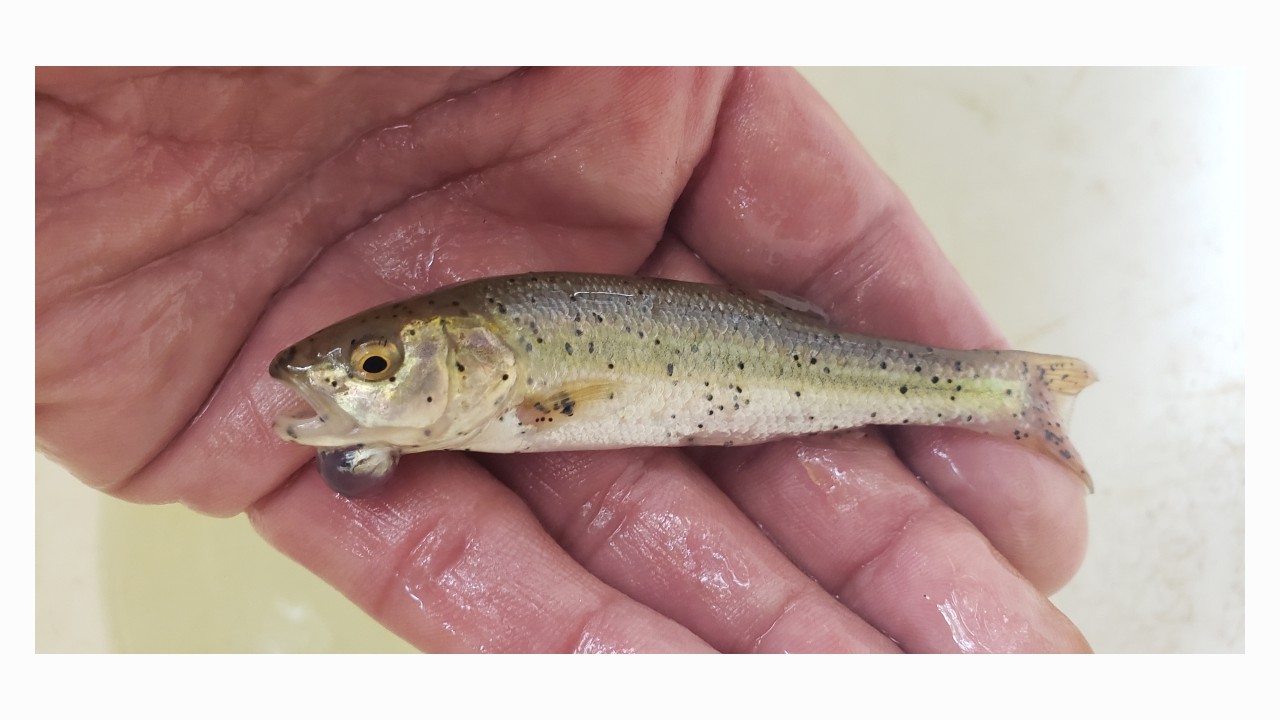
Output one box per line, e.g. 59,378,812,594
36,67,1089,652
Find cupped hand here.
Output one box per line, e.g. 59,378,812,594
36,67,1089,652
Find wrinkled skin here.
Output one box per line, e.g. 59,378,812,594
35,67,1090,653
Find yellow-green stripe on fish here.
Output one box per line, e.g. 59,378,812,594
270,273,1096,495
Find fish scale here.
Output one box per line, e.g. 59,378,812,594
270,272,1096,495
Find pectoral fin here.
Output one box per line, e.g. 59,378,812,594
515,382,621,425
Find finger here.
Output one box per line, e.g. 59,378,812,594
890,428,1088,594
35,67,515,303
672,67,1088,594
249,451,712,653
482,449,900,653
694,434,1089,652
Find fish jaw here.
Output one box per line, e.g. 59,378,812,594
269,354,356,445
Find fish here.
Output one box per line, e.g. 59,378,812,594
269,272,1096,496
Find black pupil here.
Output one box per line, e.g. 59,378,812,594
361,355,389,374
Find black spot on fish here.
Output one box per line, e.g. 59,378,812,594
565,342,574,355
931,376,940,383
456,362,466,372
666,363,674,376
880,361,888,370
899,386,909,394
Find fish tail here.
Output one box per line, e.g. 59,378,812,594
1013,352,1098,492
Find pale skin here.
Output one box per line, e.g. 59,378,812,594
35,67,1090,652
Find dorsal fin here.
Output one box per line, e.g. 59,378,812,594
755,290,829,323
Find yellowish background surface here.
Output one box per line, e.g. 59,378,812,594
35,68,1245,653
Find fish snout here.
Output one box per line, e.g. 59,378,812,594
268,355,287,380
269,344,310,381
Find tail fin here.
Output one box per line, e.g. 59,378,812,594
1014,353,1098,492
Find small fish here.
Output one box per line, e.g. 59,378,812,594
270,273,1096,495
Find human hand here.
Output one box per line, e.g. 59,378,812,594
36,67,1089,652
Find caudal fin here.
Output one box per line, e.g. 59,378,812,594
1013,353,1098,491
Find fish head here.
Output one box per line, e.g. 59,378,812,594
270,308,520,450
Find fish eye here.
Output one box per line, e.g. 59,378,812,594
351,341,401,382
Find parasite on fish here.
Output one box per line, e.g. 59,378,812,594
316,446,400,496
270,273,1097,495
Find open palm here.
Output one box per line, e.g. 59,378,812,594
36,67,1089,652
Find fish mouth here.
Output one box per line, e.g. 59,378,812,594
271,372,363,448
